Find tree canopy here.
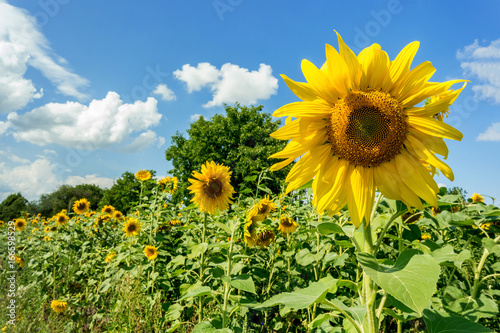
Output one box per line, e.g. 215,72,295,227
0,193,28,221
28,184,105,217
165,104,290,201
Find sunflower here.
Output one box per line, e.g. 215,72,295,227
144,245,159,260
123,218,141,237
247,196,277,222
158,176,179,194
14,255,24,267
54,213,69,226
243,221,257,246
421,233,432,241
255,229,276,248
73,198,91,214
278,216,298,234
102,205,115,215
50,300,68,314
104,253,116,263
15,219,26,231
471,193,484,203
112,210,123,219
187,161,235,214
168,219,182,226
135,169,152,181
0,220,4,227
269,32,466,227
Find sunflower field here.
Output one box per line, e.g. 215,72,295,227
2,34,500,333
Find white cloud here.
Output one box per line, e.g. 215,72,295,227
153,84,176,101
157,136,166,148
0,150,30,164
0,2,89,113
174,62,278,108
190,113,202,122
0,157,115,201
6,91,162,151
457,39,500,104
124,130,158,152
174,63,220,93
477,122,500,141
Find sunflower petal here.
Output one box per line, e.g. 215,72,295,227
301,59,341,103
389,41,420,89
270,156,295,172
273,100,332,118
396,61,436,101
325,43,350,95
335,30,361,89
408,116,463,141
346,166,375,227
280,74,319,102
406,135,454,180
410,129,449,158
402,80,467,107
316,159,350,214
270,118,326,140
285,145,330,193
379,161,423,209
358,43,390,90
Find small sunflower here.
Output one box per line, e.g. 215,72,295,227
14,255,24,267
269,32,466,227
73,198,91,214
421,233,432,240
50,300,68,314
123,218,142,237
50,226,58,232
135,169,152,181
105,253,116,263
44,236,51,242
15,219,27,231
255,229,276,248
0,220,4,227
102,205,115,215
187,161,235,214
278,216,298,234
54,213,69,226
156,225,170,232
112,210,123,219
144,245,159,260
471,193,484,203
248,196,277,222
243,221,257,246
158,176,179,194
168,219,182,226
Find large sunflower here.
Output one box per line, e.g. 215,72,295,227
270,32,466,227
187,161,235,214
73,198,91,214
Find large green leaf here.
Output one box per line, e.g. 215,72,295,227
423,309,494,333
255,278,335,309
179,286,212,301
317,222,345,235
357,250,440,315
222,274,256,294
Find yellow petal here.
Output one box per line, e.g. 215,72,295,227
268,141,308,159
270,156,295,172
285,145,331,193
402,80,467,107
410,129,449,158
395,152,438,207
280,74,318,102
335,30,361,89
301,59,341,103
379,161,423,209
346,166,375,228
405,135,454,180
273,100,332,118
315,159,350,214
270,118,326,140
325,43,350,96
389,41,420,89
395,61,436,102
408,116,463,141
357,43,390,90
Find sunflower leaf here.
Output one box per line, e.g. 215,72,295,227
422,309,494,333
357,250,440,315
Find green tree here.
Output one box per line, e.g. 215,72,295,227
28,184,105,217
165,103,290,201
98,171,156,214
0,193,28,221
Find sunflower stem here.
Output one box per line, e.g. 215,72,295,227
222,219,237,328
198,212,208,323
362,220,379,333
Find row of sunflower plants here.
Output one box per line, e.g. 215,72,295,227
0,164,499,332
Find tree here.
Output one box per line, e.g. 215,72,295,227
0,193,28,221
165,103,291,201
28,184,105,217
98,171,156,214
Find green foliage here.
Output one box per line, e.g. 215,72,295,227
27,184,105,217
165,103,290,201
98,171,156,214
0,192,28,221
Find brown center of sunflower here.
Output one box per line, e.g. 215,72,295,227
58,216,65,223
257,204,269,215
203,178,223,198
326,90,407,167
77,203,87,210
280,217,293,227
127,224,136,232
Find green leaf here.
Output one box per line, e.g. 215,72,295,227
222,274,256,294
255,280,329,309
295,248,317,266
309,313,334,329
357,250,440,315
482,238,500,255
431,244,457,264
164,303,183,321
317,222,345,235
454,249,471,268
188,242,208,258
423,309,494,333
328,299,366,326
214,221,231,235
179,286,212,301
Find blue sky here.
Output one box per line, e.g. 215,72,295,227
0,0,499,204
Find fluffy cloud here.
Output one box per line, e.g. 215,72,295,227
477,122,500,141
5,91,162,150
174,62,278,108
457,39,500,104
0,157,115,201
190,113,202,122
0,1,89,113
124,130,160,152
153,84,176,101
